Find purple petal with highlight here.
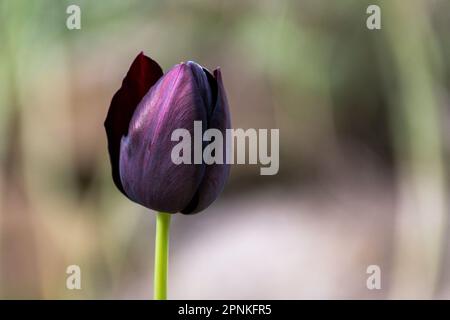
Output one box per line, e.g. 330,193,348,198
119,63,208,213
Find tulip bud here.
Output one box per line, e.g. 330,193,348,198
104,53,231,214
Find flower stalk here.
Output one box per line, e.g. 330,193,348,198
154,212,171,300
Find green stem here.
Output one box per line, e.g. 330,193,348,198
153,212,171,300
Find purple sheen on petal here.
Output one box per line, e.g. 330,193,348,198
187,61,216,120
119,63,208,212
104,52,163,195
181,68,231,214
202,67,219,120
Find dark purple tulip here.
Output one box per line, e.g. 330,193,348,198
104,52,231,214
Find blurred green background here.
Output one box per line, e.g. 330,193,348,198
1,0,450,299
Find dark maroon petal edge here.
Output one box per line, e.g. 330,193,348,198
104,52,163,195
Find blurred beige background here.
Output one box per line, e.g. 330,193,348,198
1,0,450,299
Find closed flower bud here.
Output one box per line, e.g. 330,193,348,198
104,52,231,214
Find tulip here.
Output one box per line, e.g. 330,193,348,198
104,52,230,214
104,52,231,299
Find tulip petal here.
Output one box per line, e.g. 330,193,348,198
104,52,163,195
182,68,231,214
187,61,217,119
119,63,208,213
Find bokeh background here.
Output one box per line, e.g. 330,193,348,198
1,0,450,299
